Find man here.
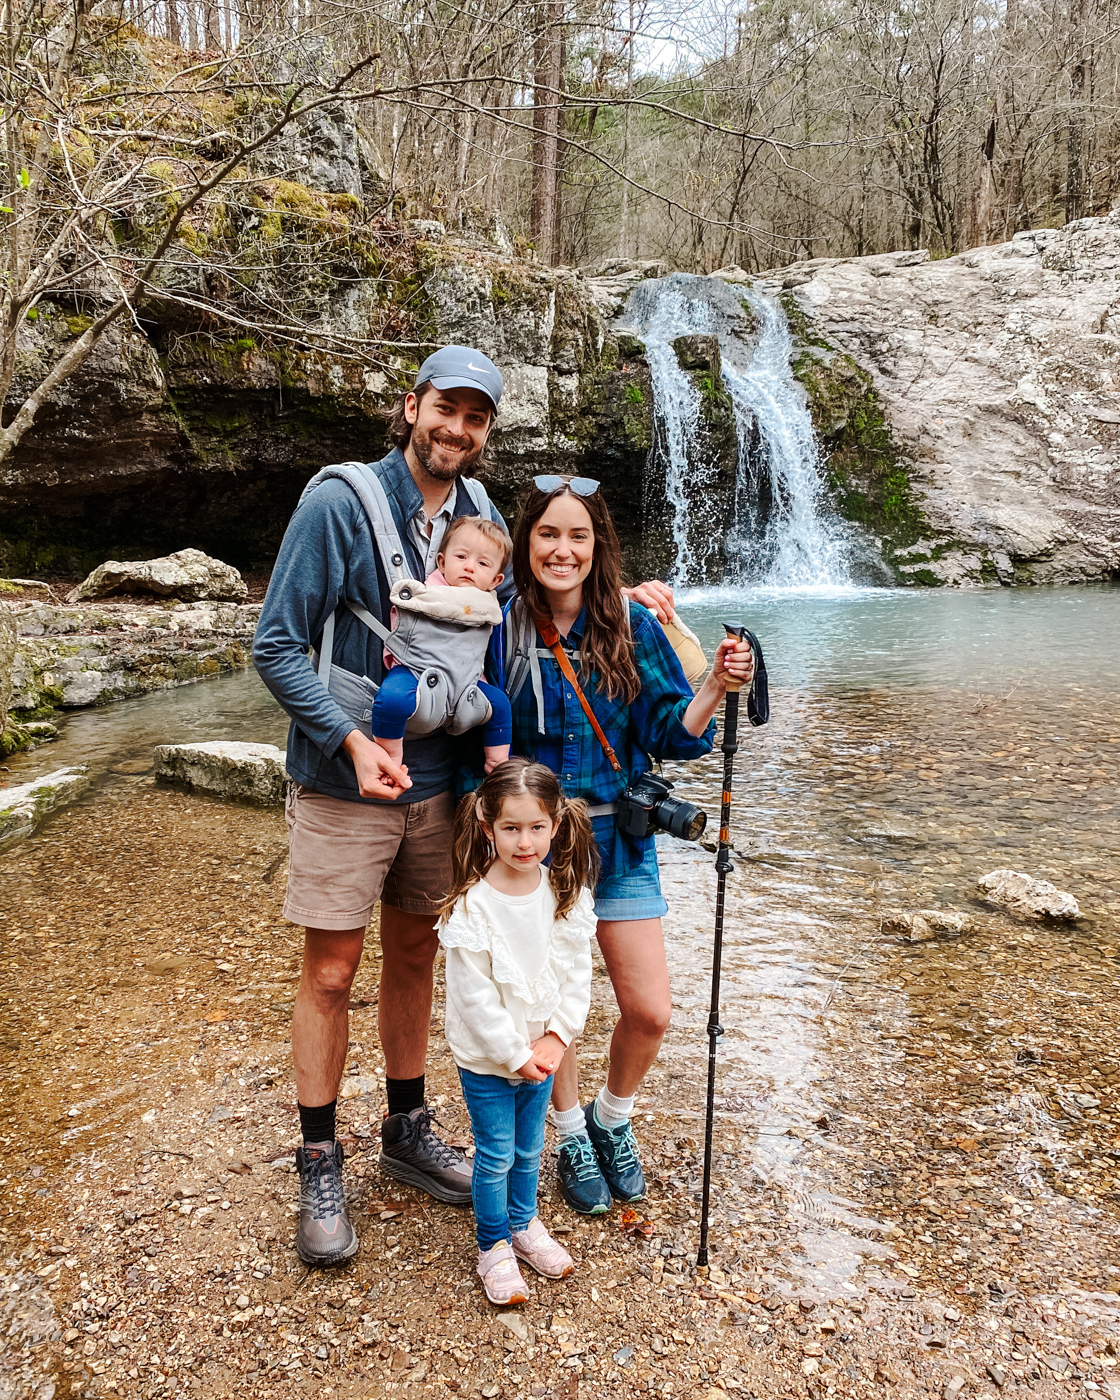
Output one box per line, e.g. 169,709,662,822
254,345,510,1266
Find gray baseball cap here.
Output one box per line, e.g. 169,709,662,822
415,345,503,409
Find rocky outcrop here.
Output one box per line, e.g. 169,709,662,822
153,741,288,804
0,766,92,849
70,549,247,603
763,214,1120,585
4,599,259,717
978,869,1081,920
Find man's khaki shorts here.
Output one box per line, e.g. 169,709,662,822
283,785,455,930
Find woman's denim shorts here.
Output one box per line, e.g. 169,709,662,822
592,835,667,922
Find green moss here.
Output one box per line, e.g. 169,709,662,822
64,314,93,337
0,722,34,758
25,307,38,322
12,685,64,722
790,343,933,574
624,383,644,404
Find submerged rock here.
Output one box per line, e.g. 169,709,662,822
153,741,288,805
883,909,978,942
0,765,92,849
70,549,247,604
978,868,1081,920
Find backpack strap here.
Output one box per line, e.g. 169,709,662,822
300,461,411,679
459,475,493,519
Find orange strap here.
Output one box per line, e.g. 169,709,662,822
533,613,624,775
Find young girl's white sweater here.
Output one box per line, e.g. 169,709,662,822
439,871,595,1081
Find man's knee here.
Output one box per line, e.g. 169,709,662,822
302,930,364,1005
380,907,440,976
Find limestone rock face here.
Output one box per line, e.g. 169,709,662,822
764,213,1120,585
0,765,92,849
153,741,288,804
70,549,247,603
7,599,259,714
978,868,1081,920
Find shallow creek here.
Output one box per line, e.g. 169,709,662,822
2,584,1120,1399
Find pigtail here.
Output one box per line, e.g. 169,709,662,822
547,796,600,920
437,791,493,922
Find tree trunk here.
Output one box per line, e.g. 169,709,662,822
1065,0,1093,221
530,0,564,264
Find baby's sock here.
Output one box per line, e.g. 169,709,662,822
552,1104,588,1144
595,1086,635,1133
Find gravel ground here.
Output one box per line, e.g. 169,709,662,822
2,680,1119,1400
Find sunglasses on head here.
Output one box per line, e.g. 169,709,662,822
533,474,600,497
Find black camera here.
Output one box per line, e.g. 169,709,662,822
616,772,707,842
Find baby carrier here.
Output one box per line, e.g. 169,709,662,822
299,461,500,738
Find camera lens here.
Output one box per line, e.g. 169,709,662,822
659,798,707,842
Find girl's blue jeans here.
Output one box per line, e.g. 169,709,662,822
457,1067,553,1251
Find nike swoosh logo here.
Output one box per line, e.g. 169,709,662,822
466,362,490,373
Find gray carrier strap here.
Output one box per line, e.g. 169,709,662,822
587,802,619,817
303,460,492,687
503,600,629,738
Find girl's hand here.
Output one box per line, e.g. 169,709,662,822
517,1032,566,1079
709,636,755,692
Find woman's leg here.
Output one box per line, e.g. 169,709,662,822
595,917,672,1098
457,1069,516,1249
508,1076,554,1233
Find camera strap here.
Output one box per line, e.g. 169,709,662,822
533,612,624,776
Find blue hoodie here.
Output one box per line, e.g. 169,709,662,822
253,448,510,803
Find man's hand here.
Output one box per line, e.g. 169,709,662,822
623,580,675,624
517,1031,566,1080
341,731,412,800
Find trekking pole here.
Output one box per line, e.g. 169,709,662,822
696,623,751,1270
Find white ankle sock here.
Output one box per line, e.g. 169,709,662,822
553,1105,588,1141
596,1086,635,1132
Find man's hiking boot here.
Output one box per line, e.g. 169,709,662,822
295,1141,359,1267
555,1134,611,1215
379,1105,472,1204
585,1101,646,1202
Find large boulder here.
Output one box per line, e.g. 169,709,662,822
69,549,247,604
153,741,288,805
0,765,92,849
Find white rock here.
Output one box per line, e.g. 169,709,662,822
978,868,1080,920
0,766,92,849
70,549,247,604
153,741,288,805
883,909,977,941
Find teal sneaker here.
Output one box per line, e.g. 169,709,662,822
584,1102,646,1202
556,1134,611,1215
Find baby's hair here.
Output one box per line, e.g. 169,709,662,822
439,758,599,921
439,514,512,573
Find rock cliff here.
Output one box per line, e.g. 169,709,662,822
763,212,1120,585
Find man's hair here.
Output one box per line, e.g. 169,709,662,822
381,379,499,471
438,514,512,573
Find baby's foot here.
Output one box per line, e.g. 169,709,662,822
483,744,511,774
511,1218,574,1279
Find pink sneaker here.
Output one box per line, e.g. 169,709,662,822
512,1218,574,1279
477,1241,530,1305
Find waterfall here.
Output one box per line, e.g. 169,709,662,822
618,272,852,589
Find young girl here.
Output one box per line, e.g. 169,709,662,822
438,759,599,1305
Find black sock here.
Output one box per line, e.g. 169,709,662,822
298,1099,337,1146
386,1074,425,1118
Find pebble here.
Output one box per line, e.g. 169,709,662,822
235,1294,249,1309
613,1345,635,1365
498,1315,532,1344
481,1384,500,1398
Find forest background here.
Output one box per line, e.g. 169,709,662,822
1,0,1117,469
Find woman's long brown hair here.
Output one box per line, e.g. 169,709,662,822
510,479,641,703
438,759,600,922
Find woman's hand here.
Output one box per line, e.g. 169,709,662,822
517,1031,566,1080
709,635,755,693
682,636,756,736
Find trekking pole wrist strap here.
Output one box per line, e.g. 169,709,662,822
533,612,624,776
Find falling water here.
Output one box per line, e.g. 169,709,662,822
619,272,852,588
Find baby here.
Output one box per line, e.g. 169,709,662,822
371,514,513,774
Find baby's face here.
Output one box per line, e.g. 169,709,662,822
439,525,506,592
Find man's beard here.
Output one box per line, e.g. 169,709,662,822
409,424,485,482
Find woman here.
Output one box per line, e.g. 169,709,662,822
488,475,754,1214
